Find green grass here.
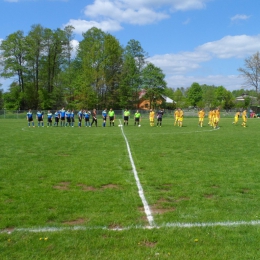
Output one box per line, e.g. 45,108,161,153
1,117,260,259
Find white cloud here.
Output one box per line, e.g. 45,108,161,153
231,14,250,21
64,19,123,34
65,0,209,34
84,0,169,25
166,74,244,91
149,34,260,76
148,34,260,91
148,51,211,75
197,35,260,58
70,39,79,58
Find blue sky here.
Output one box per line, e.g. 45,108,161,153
1,0,260,92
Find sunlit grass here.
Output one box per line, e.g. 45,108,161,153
1,117,260,259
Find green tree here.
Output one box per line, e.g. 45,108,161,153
141,63,166,109
187,82,203,107
123,39,147,108
0,30,27,108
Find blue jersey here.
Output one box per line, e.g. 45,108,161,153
102,110,107,118
27,111,33,119
54,112,59,118
78,111,83,119
71,111,74,118
37,111,43,119
60,109,66,118
47,112,52,119
84,112,90,119
65,111,71,118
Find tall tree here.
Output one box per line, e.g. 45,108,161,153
187,82,203,107
0,30,27,108
123,39,147,108
141,63,166,109
25,24,45,108
238,51,260,93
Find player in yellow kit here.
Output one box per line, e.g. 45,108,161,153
214,108,220,129
174,108,180,126
178,108,184,127
241,110,247,127
198,109,205,127
149,109,155,126
232,111,240,125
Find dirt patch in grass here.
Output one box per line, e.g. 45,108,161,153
102,184,119,189
204,194,214,199
53,182,70,190
77,183,119,191
240,189,250,194
139,240,158,247
5,199,14,203
151,206,176,214
151,198,176,214
175,197,190,203
63,218,86,225
77,184,97,191
212,185,220,189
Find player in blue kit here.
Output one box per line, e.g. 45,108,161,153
71,110,75,127
102,108,107,127
36,110,44,127
54,110,59,126
47,110,53,127
26,109,35,127
78,109,83,127
84,110,91,127
65,109,71,127
59,107,66,127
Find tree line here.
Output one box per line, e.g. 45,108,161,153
0,25,166,110
0,25,260,110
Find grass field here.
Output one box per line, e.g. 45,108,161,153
1,116,260,259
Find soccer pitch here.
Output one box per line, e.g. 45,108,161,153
1,117,260,259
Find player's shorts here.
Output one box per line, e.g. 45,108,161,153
149,117,154,122
242,116,247,122
103,116,107,121
28,118,33,122
85,118,89,122
178,117,183,122
48,118,52,123
157,118,162,121
38,117,43,122
135,118,140,122
124,116,129,121
55,117,59,123
66,118,71,123
234,116,238,123
109,116,114,121
61,117,65,121
175,117,179,122
199,117,204,122
71,117,75,122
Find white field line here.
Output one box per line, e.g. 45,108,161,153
118,120,155,227
2,220,260,234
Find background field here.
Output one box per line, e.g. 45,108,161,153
1,116,260,259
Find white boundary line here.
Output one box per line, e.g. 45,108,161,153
2,220,260,234
118,120,155,227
